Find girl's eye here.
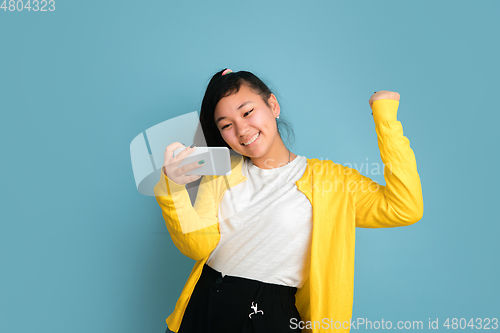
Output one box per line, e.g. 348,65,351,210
221,109,254,130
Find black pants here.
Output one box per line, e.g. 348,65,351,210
169,263,302,333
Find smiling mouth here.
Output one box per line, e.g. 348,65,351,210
241,132,260,146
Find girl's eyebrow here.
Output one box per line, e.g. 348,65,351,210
215,101,253,125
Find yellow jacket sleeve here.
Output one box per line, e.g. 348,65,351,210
153,170,220,260
353,99,424,228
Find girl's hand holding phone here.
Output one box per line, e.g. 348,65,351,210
163,142,205,186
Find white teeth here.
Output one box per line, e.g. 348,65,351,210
243,132,260,145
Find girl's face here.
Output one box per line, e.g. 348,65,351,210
214,83,281,161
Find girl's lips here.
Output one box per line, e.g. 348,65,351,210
242,132,260,147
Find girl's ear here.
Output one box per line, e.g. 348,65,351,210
268,93,280,117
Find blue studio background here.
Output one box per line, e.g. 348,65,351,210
1,1,499,332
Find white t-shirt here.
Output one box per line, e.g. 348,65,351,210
206,155,313,288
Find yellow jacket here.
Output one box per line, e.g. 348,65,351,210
154,99,424,333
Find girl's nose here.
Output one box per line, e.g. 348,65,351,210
235,121,250,137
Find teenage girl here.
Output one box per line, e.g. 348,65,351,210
155,68,423,333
